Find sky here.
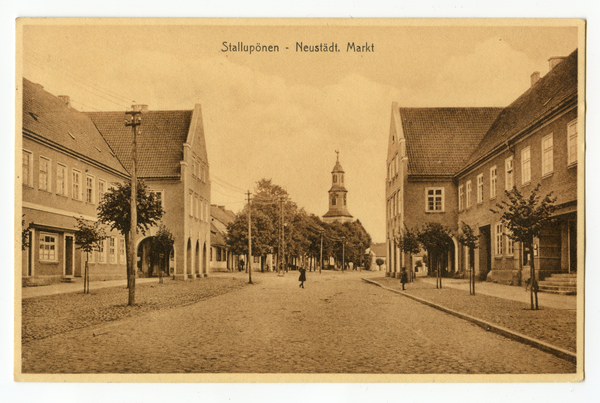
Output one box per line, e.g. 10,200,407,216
20,21,579,242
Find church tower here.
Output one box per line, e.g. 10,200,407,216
323,151,353,223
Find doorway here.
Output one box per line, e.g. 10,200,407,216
65,235,74,276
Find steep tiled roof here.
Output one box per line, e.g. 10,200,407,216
211,205,236,226
86,110,192,178
210,222,226,246
464,49,578,168
400,108,503,177
22,78,128,176
369,242,386,257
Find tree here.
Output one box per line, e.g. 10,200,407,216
74,217,106,294
491,184,557,310
417,222,454,289
376,258,384,271
149,225,175,284
226,208,274,269
21,215,30,251
395,226,421,281
457,222,479,295
97,180,164,305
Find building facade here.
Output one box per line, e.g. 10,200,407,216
210,204,238,272
87,105,211,280
385,50,580,286
21,78,130,285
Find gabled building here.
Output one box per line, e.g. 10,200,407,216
385,49,580,287
86,105,211,280
386,107,502,278
21,78,130,284
210,204,238,272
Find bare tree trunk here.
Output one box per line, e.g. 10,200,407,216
84,252,89,294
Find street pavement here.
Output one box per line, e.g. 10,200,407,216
21,270,575,374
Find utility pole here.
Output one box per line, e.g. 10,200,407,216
319,231,323,274
247,191,252,284
125,107,141,306
342,238,345,273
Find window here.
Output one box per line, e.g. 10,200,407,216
190,192,194,216
495,223,503,256
57,164,67,196
98,179,107,202
39,156,50,191
466,180,472,208
195,195,200,219
521,147,531,185
39,232,57,262
72,169,82,200
332,194,336,206
567,119,577,165
191,158,196,177
341,174,344,183
98,239,106,263
542,134,554,176
109,237,116,263
426,188,444,212
477,174,483,204
333,174,337,183
506,230,514,256
490,166,497,199
505,157,514,190
23,150,33,187
394,156,399,175
458,185,464,210
86,175,95,204
343,194,347,206
119,238,126,264
152,190,163,209
253,255,260,264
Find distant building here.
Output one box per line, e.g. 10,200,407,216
21,78,130,285
210,204,238,272
366,243,386,271
322,151,353,223
386,50,579,287
86,104,211,280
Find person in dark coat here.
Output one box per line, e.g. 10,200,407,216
298,267,307,288
400,267,408,290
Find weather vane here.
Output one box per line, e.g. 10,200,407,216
335,149,339,161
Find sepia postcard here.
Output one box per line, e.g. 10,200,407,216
14,18,585,384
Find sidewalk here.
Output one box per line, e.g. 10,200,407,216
21,277,163,299
418,277,577,310
366,276,577,363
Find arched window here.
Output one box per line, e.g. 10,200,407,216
333,174,337,183
332,195,336,205
344,194,347,205
341,174,344,183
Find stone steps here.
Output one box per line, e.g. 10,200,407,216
538,273,577,295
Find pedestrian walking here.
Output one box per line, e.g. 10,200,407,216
401,267,408,290
239,259,245,272
298,267,306,288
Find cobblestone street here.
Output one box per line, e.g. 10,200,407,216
21,271,575,374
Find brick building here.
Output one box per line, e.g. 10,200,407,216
86,105,211,280
386,50,580,285
21,78,130,284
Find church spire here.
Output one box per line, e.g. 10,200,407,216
323,150,353,223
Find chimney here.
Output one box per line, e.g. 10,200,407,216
548,56,566,70
131,104,149,112
58,95,70,107
530,71,540,87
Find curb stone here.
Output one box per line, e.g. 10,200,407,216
363,278,577,365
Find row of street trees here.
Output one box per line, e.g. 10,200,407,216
394,184,557,310
225,179,372,274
